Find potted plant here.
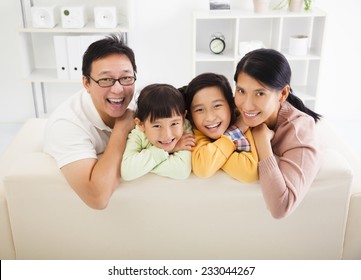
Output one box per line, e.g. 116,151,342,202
273,0,312,12
304,0,311,10
253,0,271,13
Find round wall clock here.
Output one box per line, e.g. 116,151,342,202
209,33,226,54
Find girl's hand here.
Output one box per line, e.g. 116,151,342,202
224,125,251,152
171,133,196,153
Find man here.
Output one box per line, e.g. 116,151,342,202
44,34,136,209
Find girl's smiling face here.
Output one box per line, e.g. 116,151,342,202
190,86,231,139
136,113,184,153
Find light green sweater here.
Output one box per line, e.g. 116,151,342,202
121,120,192,181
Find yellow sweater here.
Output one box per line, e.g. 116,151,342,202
191,129,258,183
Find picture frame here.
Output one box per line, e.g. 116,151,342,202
209,0,231,11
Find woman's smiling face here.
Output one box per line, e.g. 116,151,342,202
191,86,231,139
234,72,284,129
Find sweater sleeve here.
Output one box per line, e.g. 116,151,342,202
151,150,191,179
258,115,320,219
191,129,236,178
121,128,169,181
221,129,259,183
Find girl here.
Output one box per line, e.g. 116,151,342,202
234,48,321,219
121,84,195,180
182,72,258,183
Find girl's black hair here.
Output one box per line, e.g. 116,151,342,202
179,72,237,126
234,48,321,122
136,84,185,123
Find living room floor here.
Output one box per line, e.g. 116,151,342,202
1,120,361,161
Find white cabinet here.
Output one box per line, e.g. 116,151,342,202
18,0,133,117
193,8,326,110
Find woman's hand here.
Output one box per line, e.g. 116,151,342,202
252,123,274,142
252,123,274,161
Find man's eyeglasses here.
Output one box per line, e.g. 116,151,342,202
88,75,136,88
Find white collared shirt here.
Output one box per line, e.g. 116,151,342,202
43,89,112,168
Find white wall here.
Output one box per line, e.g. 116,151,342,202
1,0,361,123
315,0,361,120
0,0,34,123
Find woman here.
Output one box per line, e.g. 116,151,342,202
234,48,321,218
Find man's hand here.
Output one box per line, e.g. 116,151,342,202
61,108,135,210
113,109,135,133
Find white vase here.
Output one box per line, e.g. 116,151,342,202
289,35,308,56
289,0,304,12
253,0,271,13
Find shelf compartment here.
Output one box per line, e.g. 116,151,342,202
195,18,236,56
237,18,281,50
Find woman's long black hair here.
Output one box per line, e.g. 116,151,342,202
234,48,321,122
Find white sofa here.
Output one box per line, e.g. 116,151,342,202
0,118,360,260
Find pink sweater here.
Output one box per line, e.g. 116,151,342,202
258,101,320,219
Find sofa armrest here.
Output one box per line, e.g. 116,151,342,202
0,183,15,259
0,118,47,259
316,119,361,194
315,119,361,259
343,193,361,259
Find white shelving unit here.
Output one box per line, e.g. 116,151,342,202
193,8,326,110
18,0,133,117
